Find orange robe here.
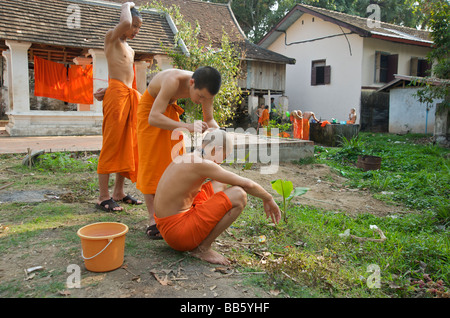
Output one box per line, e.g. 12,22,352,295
302,118,310,140
136,90,185,194
34,56,67,101
290,115,303,139
97,79,141,182
259,109,270,127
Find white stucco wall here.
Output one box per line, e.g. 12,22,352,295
266,13,364,123
389,87,440,134
361,37,431,88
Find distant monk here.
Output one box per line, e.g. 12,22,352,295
94,2,143,212
290,110,303,139
259,106,270,128
294,110,320,140
347,108,357,124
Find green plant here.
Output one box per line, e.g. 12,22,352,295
145,1,243,127
270,179,308,223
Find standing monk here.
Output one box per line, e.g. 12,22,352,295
95,2,143,212
136,67,222,239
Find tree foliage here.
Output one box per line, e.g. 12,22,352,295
205,0,429,43
413,0,449,110
142,1,243,126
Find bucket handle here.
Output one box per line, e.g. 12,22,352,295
81,239,113,260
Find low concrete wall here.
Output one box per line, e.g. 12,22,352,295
310,123,360,147
6,111,103,136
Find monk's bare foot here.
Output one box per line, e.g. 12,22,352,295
190,247,230,265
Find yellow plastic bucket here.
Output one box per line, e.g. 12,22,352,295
77,222,129,272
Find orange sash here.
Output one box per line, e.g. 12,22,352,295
136,90,185,194
97,79,142,182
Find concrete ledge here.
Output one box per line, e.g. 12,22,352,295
6,111,103,136
228,132,314,163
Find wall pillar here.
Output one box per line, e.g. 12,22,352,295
1,49,12,114
5,40,31,113
88,49,108,113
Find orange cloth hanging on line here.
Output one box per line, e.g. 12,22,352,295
34,56,67,101
34,56,95,104
67,64,93,104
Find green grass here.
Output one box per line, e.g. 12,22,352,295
0,134,449,298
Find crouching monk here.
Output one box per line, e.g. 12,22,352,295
153,129,281,265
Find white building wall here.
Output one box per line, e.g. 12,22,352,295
361,37,431,88
389,87,440,134
266,13,364,123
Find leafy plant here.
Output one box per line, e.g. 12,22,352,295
270,179,308,223
144,1,243,127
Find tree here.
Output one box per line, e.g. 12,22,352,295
204,0,426,43
413,0,449,144
142,1,243,127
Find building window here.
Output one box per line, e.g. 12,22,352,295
410,57,432,77
375,52,398,83
311,60,331,86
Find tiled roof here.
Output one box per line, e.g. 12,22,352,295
0,0,175,55
259,4,432,48
117,0,295,65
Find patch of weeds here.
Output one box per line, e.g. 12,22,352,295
34,152,98,173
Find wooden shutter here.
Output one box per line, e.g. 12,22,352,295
387,54,398,82
311,67,317,86
410,57,418,76
324,65,331,84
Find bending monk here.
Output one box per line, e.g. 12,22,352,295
137,67,221,239
154,129,281,265
290,110,303,139
294,110,320,141
95,2,143,212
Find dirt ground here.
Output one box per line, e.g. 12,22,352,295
0,162,409,298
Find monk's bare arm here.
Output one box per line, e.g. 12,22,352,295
202,102,220,129
199,161,281,224
148,77,195,131
106,2,134,42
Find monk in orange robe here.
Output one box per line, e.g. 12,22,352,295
137,67,222,239
94,2,143,212
290,110,303,139
295,110,319,140
259,106,270,127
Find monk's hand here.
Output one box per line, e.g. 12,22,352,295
94,88,107,101
191,121,209,133
263,199,281,224
124,2,135,8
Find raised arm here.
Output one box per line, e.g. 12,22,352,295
200,161,281,224
106,2,134,42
